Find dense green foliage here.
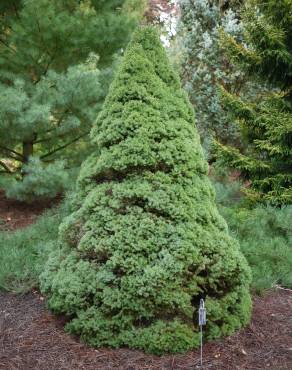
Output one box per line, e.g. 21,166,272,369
40,27,251,355
0,0,139,200
1,183,290,296
216,0,292,205
6,158,70,202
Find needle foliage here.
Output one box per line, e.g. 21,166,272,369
40,27,251,355
0,0,139,201
216,0,292,205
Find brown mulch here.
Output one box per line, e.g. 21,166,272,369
0,290,291,370
0,190,59,231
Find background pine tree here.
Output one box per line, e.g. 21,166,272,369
216,0,292,205
40,26,251,355
0,0,141,201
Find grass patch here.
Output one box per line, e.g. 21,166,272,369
0,202,68,293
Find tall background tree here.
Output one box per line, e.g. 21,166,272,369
0,0,143,201
179,0,245,155
216,0,292,205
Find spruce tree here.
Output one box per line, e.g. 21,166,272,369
216,0,292,205
40,27,251,355
179,0,244,154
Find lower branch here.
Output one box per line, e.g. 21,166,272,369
40,132,89,160
0,145,24,161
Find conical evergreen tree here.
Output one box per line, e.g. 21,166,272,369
40,27,251,355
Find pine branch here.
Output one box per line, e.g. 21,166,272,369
0,38,16,54
40,132,89,160
12,1,21,20
33,47,58,84
0,145,24,161
34,110,71,144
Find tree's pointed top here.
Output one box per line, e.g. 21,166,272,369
130,25,162,50
124,25,180,88
90,25,186,146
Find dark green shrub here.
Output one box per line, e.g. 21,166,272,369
40,27,252,355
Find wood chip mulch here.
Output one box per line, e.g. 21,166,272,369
0,190,60,231
0,289,291,370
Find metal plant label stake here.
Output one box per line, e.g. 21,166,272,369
198,299,206,367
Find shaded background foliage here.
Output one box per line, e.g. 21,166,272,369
215,0,292,205
179,0,245,155
0,0,143,201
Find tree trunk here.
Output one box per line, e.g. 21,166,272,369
22,140,34,164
